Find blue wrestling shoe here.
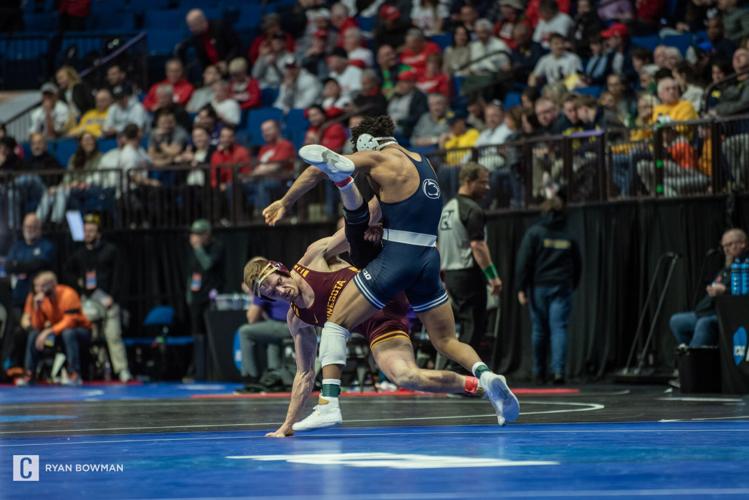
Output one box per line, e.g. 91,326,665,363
480,372,520,426
298,145,355,183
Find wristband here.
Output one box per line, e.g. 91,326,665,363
483,263,499,281
334,176,354,189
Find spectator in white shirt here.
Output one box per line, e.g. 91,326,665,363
529,33,582,87
327,46,362,99
342,28,374,67
274,55,323,113
210,80,241,127
187,65,220,113
468,18,511,75
533,0,574,49
103,83,148,137
119,124,157,188
29,82,72,139
476,102,512,171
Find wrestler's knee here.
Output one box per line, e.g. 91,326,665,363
389,367,422,390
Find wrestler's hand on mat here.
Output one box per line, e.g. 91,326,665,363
263,200,288,226
364,224,383,243
265,425,294,438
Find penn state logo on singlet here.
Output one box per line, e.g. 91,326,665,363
422,178,441,199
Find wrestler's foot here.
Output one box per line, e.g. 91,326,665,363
480,372,520,426
298,145,355,183
291,397,343,431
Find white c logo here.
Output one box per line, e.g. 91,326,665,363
422,179,441,200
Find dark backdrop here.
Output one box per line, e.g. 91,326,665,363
26,195,749,380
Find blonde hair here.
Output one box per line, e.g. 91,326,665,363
243,257,270,292
228,57,248,75
57,65,81,85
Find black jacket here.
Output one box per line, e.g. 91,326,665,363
186,239,225,304
515,211,582,291
64,239,121,300
178,21,242,69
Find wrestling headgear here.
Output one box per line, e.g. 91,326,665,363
355,133,398,152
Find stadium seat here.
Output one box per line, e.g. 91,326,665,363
148,30,185,56
662,34,693,56
143,305,175,330
245,107,284,146
576,86,603,98
145,10,183,30
127,0,172,11
23,12,58,31
431,34,452,50
50,138,79,167
90,11,136,31
357,16,376,33
97,137,118,153
261,87,279,106
503,91,521,110
631,35,661,52
231,4,264,32
284,108,309,150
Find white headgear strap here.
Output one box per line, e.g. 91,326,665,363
356,134,397,152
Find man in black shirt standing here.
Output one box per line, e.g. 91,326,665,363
515,195,581,384
65,214,131,382
186,219,225,380
439,163,503,356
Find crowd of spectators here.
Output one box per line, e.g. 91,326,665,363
2,0,749,225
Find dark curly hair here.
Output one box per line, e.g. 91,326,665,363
350,115,395,150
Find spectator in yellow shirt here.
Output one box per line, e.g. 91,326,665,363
67,89,113,138
440,114,480,166
652,77,698,124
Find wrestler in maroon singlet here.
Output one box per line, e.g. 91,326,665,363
289,263,411,349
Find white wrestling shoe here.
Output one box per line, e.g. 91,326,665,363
291,398,343,432
480,372,520,426
298,145,355,183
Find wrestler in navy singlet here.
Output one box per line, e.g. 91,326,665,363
353,151,449,313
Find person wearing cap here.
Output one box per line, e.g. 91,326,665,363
327,47,362,100
29,82,72,139
516,195,581,385
273,55,322,114
386,69,428,139
601,22,629,76
373,3,411,50
143,59,195,113
252,32,293,89
179,8,242,73
102,83,148,137
532,0,574,49
186,218,225,380
64,214,132,383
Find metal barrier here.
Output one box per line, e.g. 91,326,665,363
2,115,748,231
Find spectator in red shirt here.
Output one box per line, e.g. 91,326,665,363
525,0,571,28
400,28,442,78
248,13,296,64
304,104,347,152
209,126,251,190
242,120,295,213
143,59,195,112
228,58,261,111
494,0,524,49
417,53,450,98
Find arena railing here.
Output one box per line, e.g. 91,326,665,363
2,31,148,140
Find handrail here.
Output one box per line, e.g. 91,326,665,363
3,31,148,128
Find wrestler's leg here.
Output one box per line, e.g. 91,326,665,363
372,336,479,394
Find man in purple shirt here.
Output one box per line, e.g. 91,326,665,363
235,289,291,393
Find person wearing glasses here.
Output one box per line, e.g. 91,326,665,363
669,228,748,348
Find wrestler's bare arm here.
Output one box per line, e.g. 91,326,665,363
265,311,319,438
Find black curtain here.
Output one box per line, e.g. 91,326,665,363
21,194,749,380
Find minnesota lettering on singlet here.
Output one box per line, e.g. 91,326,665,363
290,263,358,326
